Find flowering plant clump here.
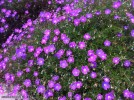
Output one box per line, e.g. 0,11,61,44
0,0,55,46
0,0,134,100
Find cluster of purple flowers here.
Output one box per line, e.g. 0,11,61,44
123,89,134,99
87,49,108,63
15,44,27,59
102,77,111,90
96,49,107,61
0,0,133,100
0,8,17,33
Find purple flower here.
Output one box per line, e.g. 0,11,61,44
10,74,15,82
44,12,52,19
4,57,9,62
55,49,65,59
114,15,120,20
17,71,23,77
74,94,81,100
66,50,72,57
0,61,6,70
123,89,131,98
129,91,134,99
69,41,77,48
102,82,110,90
60,60,68,68
25,68,30,73
103,77,110,83
15,48,25,58
0,27,5,33
90,72,97,79
74,18,80,26
33,71,38,77
78,41,86,49
28,60,34,67
13,84,20,91
104,40,111,47
52,18,59,24
21,89,28,97
48,80,55,88
97,94,103,100
44,46,49,54
88,54,97,62
84,98,92,100
131,30,134,37
68,92,73,98
130,17,134,24
37,58,45,66
63,37,70,44
5,10,11,17
100,53,107,61
4,73,10,81
63,5,71,12
86,13,93,19
41,38,47,44
132,0,134,8
70,82,77,90
67,56,74,63
52,75,59,81
83,33,91,40
105,91,115,100
37,85,45,94
23,97,29,100
105,9,111,15
1,18,6,23
61,15,66,21
35,79,40,86
87,50,94,56
48,44,56,53
90,62,97,68
36,47,43,54
54,83,62,91
53,36,59,42
55,0,64,4
1,8,6,13
95,11,101,15
25,10,29,14
80,16,87,23
58,96,66,100
44,90,53,99
0,86,4,94
112,1,122,9
81,65,90,75
9,90,18,96
123,60,131,68
112,57,120,65
44,29,51,36
116,32,122,37
96,49,104,56
76,81,83,89
72,68,80,77
124,26,129,30
126,12,133,18
34,53,40,58
54,29,60,35
0,54,3,59
70,9,80,17
23,79,31,88
61,34,67,40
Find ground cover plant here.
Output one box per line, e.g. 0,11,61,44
0,0,134,100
